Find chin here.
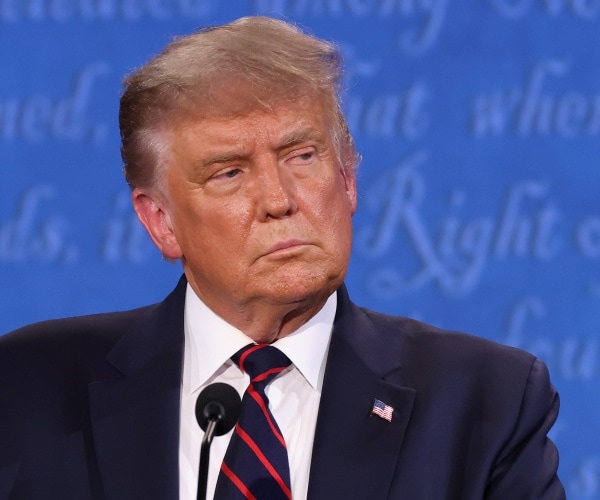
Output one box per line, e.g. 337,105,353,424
263,270,343,305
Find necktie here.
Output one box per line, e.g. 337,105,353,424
214,344,293,499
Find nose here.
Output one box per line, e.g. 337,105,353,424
255,157,298,220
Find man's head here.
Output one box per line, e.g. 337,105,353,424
121,17,359,341
120,16,358,190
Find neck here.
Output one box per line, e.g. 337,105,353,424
226,298,330,344
244,300,329,343
189,284,331,344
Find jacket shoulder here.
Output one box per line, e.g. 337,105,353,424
367,306,533,354
0,305,157,380
1,306,154,348
357,306,538,382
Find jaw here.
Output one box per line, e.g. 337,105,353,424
182,256,346,343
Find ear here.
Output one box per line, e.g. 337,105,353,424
132,187,183,260
340,166,358,215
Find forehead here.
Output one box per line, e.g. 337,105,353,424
172,95,331,150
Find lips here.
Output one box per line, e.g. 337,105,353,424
264,239,308,256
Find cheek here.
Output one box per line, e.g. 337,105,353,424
308,182,354,240
182,198,255,250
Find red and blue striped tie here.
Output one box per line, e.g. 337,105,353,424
214,344,292,499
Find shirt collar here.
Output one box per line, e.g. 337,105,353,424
183,283,336,396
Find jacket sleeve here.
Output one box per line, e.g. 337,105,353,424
485,358,566,499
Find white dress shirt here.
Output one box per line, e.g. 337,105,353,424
178,284,336,499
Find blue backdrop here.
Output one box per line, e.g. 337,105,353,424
1,1,599,497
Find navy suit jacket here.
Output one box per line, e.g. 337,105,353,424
0,276,565,499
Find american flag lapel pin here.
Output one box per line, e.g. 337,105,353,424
371,398,394,422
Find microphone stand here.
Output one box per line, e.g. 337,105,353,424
197,418,218,500
195,383,241,500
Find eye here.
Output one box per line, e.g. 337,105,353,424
204,166,244,190
298,152,314,161
212,168,241,180
222,169,240,179
287,147,316,166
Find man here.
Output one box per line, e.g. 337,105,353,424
0,16,564,500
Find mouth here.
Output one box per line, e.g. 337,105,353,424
264,239,309,257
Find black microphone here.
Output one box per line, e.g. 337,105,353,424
195,383,242,500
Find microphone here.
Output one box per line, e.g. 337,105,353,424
195,383,242,500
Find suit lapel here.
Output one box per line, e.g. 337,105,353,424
87,279,414,499
88,277,186,500
308,287,416,499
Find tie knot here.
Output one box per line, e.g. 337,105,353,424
232,344,292,386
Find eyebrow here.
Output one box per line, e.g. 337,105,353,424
190,126,326,171
195,151,248,169
277,126,324,150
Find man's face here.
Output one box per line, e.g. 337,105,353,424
135,96,357,326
